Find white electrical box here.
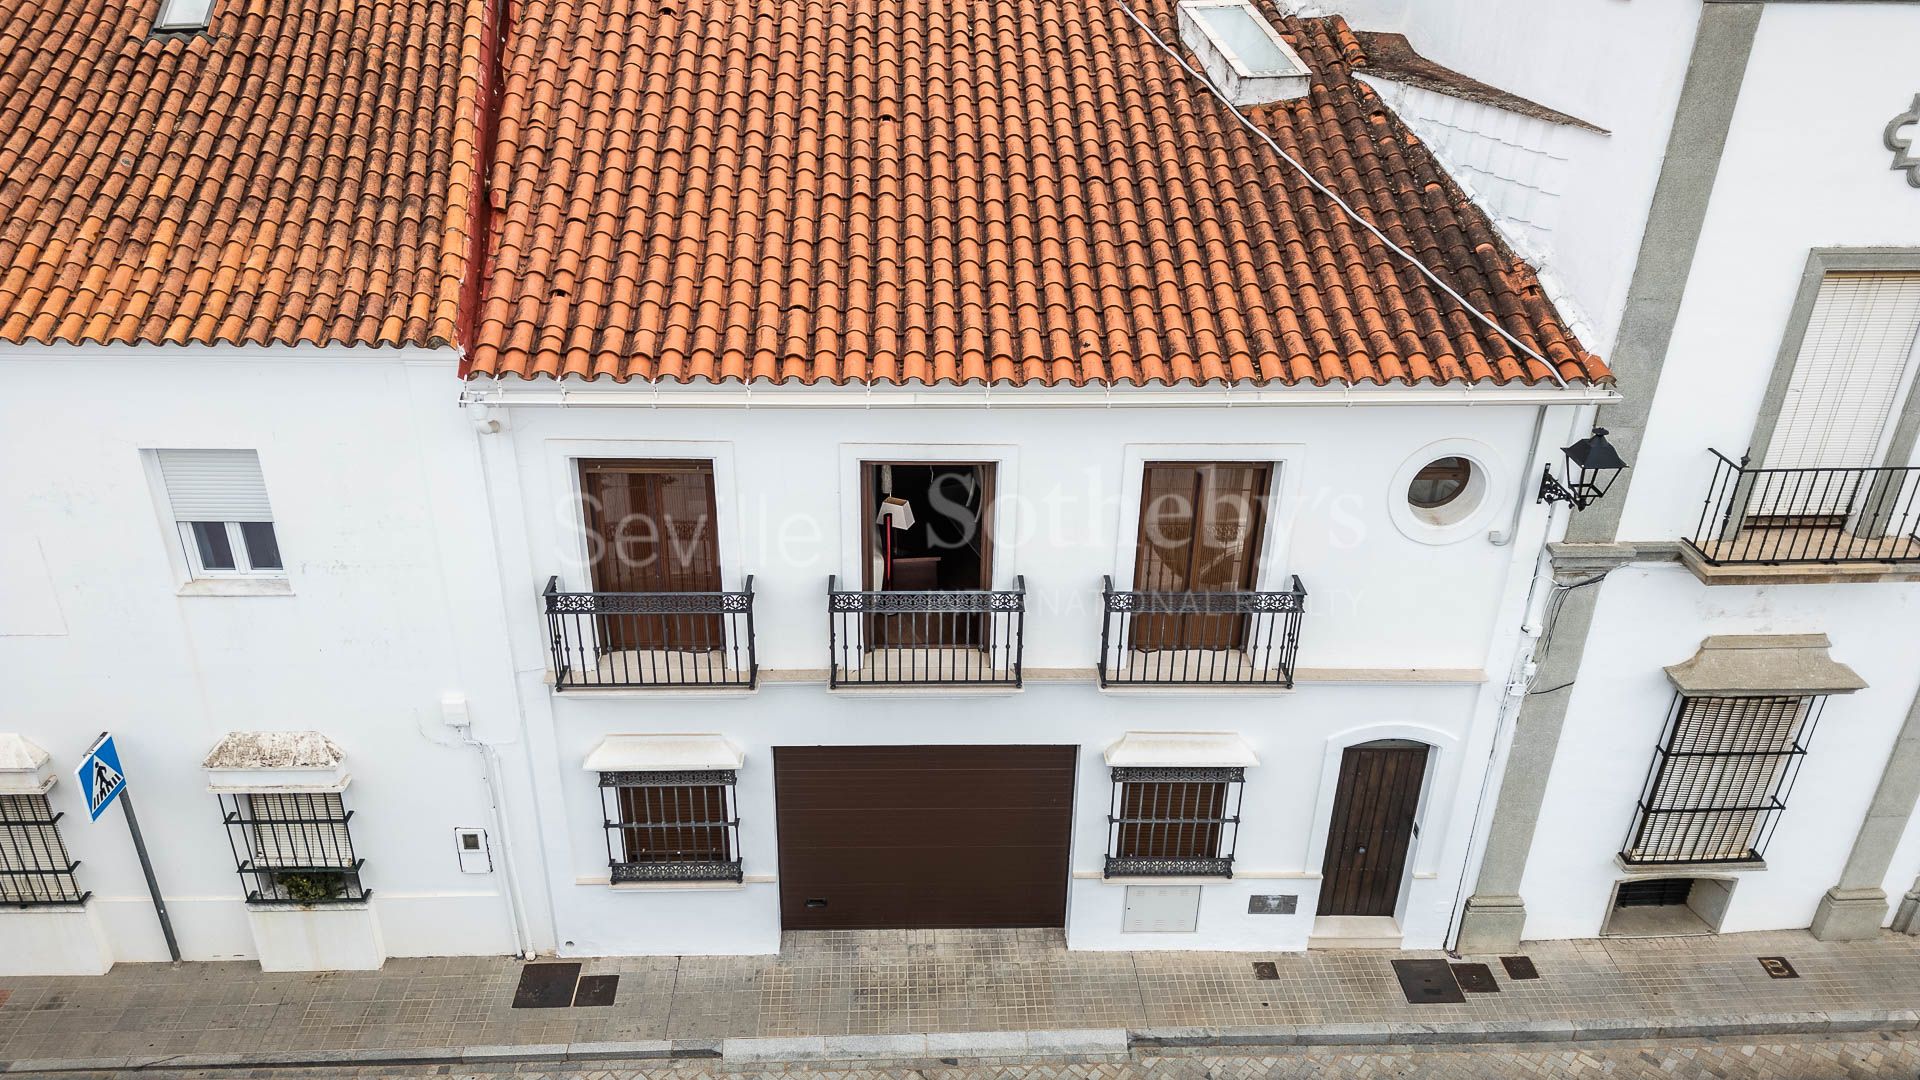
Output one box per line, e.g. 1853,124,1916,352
454,828,492,873
1122,885,1202,933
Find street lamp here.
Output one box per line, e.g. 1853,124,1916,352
1538,427,1628,510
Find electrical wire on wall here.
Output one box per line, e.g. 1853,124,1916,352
1524,570,1611,698
1109,0,1569,389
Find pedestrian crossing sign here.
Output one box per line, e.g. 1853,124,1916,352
77,733,127,822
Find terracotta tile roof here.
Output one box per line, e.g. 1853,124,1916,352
470,0,1608,387
0,0,489,349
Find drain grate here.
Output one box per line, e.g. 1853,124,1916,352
1391,958,1466,1004
1451,962,1500,993
512,962,582,1009
1252,961,1279,980
1500,955,1540,980
574,973,620,1006
1758,956,1799,979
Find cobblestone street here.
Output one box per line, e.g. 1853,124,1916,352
11,1037,1919,1079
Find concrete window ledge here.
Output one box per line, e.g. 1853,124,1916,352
178,577,294,597
1614,854,1765,876
246,902,385,972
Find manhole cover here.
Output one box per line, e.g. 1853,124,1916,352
1500,955,1540,980
1451,962,1500,993
1252,961,1279,980
512,962,582,1008
1391,958,1465,1004
1758,956,1799,979
574,973,620,1006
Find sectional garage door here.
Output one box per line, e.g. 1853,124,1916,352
773,745,1076,929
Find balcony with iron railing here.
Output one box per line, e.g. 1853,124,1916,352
826,575,1026,688
544,575,758,689
1097,575,1307,688
1682,450,1920,580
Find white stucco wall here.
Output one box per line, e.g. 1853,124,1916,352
481,392,1585,954
1517,2,1920,940
1329,0,1700,354
0,347,537,967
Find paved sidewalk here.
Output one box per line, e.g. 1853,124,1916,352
1,929,1917,1065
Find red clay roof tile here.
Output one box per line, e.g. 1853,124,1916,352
468,0,1605,386
0,0,488,350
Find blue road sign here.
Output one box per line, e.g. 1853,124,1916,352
77,734,127,822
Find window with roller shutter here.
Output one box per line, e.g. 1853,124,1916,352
155,449,284,576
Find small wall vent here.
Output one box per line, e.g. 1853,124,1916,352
1177,0,1310,106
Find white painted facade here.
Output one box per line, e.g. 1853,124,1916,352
0,347,541,970
1497,3,1920,940
472,387,1598,955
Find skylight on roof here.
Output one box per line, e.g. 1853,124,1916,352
153,0,214,32
1176,0,1310,105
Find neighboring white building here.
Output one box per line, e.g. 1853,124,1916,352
1455,0,1920,950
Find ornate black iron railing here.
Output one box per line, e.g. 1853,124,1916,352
599,770,743,883
1105,766,1244,878
827,575,1025,688
1620,694,1822,866
1097,575,1306,687
219,791,369,904
544,575,757,689
1686,450,1920,565
0,794,88,907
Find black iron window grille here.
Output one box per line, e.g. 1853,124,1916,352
1621,694,1824,865
1098,575,1307,687
826,575,1026,688
1105,766,1243,878
1686,450,1920,565
219,791,368,904
599,770,743,883
545,575,757,689
0,793,88,907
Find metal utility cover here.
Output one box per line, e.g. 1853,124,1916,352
1391,958,1466,1004
1247,894,1297,914
1252,961,1279,980
1451,962,1501,993
1758,956,1799,979
1123,885,1202,933
573,974,620,1006
1501,955,1541,980
512,962,582,1009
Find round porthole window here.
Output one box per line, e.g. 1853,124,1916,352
1407,456,1472,510
1389,441,1502,543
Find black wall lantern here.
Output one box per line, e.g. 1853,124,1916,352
1538,427,1627,510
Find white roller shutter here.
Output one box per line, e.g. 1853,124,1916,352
157,449,273,521
1765,272,1920,471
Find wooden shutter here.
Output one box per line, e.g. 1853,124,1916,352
157,449,273,521
1766,272,1920,472
617,784,732,862
580,461,721,594
1116,780,1226,859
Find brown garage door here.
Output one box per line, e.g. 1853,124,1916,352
774,745,1076,929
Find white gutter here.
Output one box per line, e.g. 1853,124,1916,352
458,379,1620,410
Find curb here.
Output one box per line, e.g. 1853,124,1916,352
2,1012,1915,1073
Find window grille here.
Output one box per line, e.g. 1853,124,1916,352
219,791,367,903
0,793,87,906
599,770,742,882
1104,766,1243,877
1621,695,1822,865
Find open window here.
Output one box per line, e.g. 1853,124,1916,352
829,462,1022,687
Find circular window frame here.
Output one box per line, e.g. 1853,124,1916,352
1389,440,1505,545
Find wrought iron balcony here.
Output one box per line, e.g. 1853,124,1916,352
827,575,1025,688
544,575,757,689
1686,450,1920,566
1097,575,1306,688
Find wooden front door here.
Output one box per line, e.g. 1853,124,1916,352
1132,463,1269,650
1319,742,1429,918
773,745,1075,929
580,460,722,651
